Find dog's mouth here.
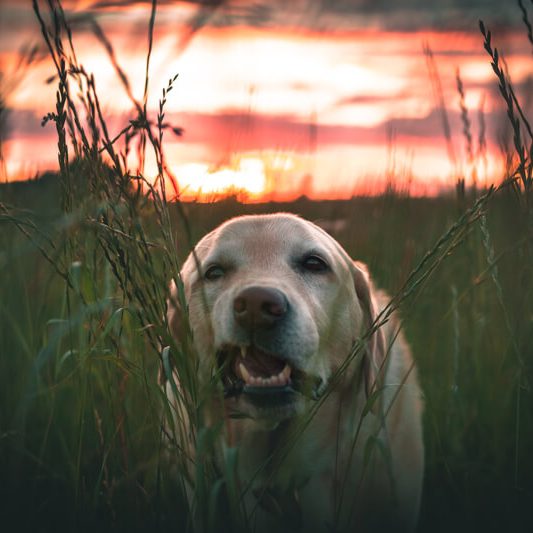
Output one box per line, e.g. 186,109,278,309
218,345,323,403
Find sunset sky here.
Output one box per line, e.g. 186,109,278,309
1,0,531,199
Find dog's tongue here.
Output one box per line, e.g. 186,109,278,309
241,346,286,378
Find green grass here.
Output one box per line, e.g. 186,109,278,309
1,1,532,531
1,190,532,532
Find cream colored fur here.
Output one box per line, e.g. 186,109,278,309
166,213,424,532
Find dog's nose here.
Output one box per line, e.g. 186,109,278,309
233,286,288,329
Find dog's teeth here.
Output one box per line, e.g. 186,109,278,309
281,364,291,383
240,345,247,359
239,362,251,384
238,362,292,388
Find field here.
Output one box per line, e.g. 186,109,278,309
1,180,532,532
1,1,532,532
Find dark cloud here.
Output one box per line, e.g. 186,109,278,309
2,109,47,140
336,93,405,107
385,106,510,144
305,0,522,32
207,0,521,32
5,104,510,153
1,0,525,57
62,1,227,55
146,108,509,152
0,3,37,30
48,1,527,32
90,0,223,7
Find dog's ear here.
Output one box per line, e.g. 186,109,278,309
351,261,387,408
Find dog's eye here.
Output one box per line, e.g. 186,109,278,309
300,255,330,273
204,265,225,281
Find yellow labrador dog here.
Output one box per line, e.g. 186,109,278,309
166,213,424,532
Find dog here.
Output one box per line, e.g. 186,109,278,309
165,213,424,532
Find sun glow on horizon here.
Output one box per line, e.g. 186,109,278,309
175,157,268,199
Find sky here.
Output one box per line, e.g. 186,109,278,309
1,0,532,200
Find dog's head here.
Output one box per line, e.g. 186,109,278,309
167,213,385,421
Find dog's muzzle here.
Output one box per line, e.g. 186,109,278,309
216,285,326,412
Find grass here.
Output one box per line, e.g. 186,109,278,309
1,0,533,532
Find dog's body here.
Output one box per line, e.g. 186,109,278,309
167,213,424,532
